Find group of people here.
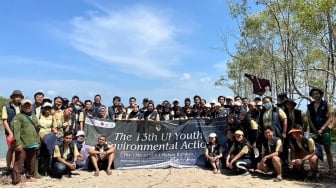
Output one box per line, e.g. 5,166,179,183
1,88,334,185
204,88,334,182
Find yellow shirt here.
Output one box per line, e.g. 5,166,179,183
53,144,80,159
229,145,249,154
261,139,283,155
53,113,72,136
2,103,20,120
262,107,287,128
38,115,54,137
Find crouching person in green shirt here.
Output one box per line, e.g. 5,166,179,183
12,99,40,186
51,131,80,178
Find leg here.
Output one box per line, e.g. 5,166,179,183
324,146,333,172
25,148,37,179
256,161,268,173
272,156,282,181
215,160,221,174
309,154,319,173
12,149,26,185
106,151,115,175
6,145,15,169
52,162,68,177
210,161,217,173
90,156,100,176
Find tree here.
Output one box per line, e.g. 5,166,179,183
216,0,336,105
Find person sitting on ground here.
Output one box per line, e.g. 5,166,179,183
256,127,283,182
288,125,321,178
205,133,223,174
51,131,80,178
226,130,252,175
72,130,91,169
88,135,115,176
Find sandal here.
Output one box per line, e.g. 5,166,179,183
94,171,99,176
273,175,282,182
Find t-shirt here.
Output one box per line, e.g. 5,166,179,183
261,139,282,155
229,144,249,154
262,107,287,128
38,115,53,137
53,144,80,159
2,104,20,120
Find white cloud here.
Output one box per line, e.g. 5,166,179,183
66,5,187,78
181,73,191,81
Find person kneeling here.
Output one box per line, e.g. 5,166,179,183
289,126,320,178
51,131,80,178
256,127,283,181
88,135,115,176
226,130,252,175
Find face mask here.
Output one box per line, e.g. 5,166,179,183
77,137,84,143
74,105,80,111
263,103,272,110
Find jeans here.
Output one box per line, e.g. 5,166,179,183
52,162,68,176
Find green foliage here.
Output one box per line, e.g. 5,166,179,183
0,96,11,118
217,0,336,102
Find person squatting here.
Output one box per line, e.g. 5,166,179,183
1,88,334,185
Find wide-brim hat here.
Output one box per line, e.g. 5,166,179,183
234,130,244,136
10,90,24,99
288,128,303,134
309,88,324,97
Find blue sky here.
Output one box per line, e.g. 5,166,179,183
0,0,260,105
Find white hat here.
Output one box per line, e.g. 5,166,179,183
76,130,86,137
226,96,233,100
21,99,32,105
210,100,216,104
204,103,211,108
209,133,217,137
234,101,242,106
214,102,221,107
42,102,52,108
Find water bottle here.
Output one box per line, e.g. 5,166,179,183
288,148,292,168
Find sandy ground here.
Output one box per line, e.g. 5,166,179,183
1,143,335,188
0,159,335,188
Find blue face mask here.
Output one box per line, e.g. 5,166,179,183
263,103,272,110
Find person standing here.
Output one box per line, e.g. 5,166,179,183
307,88,334,173
2,90,24,172
12,99,40,185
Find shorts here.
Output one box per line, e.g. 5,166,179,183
316,131,331,148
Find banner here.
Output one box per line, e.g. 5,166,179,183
84,117,228,169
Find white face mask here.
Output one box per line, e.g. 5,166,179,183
77,137,85,143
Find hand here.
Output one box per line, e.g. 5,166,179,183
7,133,13,140
317,129,323,136
99,152,107,160
69,162,76,170
228,162,233,169
15,145,23,152
282,133,287,139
